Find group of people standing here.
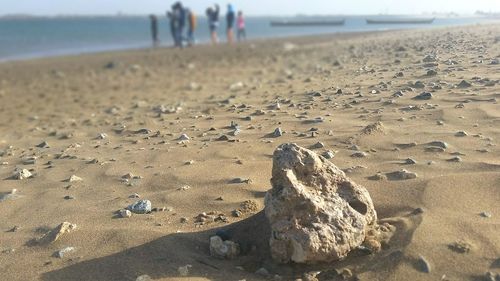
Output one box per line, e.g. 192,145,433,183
150,2,246,48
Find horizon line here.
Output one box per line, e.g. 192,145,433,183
0,11,492,18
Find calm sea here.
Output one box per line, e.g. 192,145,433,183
0,15,492,62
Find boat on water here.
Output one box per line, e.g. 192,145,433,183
270,19,345,27
366,18,435,24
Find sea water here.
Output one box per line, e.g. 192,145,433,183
0,15,492,62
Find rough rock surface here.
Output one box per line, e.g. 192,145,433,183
209,235,240,259
265,143,377,264
36,222,77,245
127,200,152,214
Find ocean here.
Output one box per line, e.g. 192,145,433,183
0,15,493,62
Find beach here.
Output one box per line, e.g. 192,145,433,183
0,23,499,281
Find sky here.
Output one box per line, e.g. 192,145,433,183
3,0,500,16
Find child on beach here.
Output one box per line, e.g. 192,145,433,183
149,15,159,46
237,11,246,42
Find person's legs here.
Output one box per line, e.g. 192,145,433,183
178,26,184,47
227,27,233,44
170,25,176,46
210,25,218,44
211,31,217,44
188,29,194,46
237,28,245,42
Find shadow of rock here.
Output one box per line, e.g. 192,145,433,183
42,209,423,281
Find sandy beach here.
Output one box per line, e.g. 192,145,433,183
0,23,499,281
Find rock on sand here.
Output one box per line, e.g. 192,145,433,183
265,143,377,263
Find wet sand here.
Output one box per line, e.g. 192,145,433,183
0,23,499,281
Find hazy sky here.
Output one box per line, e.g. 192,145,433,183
3,0,500,16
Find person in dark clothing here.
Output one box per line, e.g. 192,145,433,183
226,4,235,44
149,15,159,46
167,2,184,48
166,11,177,46
177,3,186,46
206,4,220,44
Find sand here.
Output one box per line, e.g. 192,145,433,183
0,23,499,281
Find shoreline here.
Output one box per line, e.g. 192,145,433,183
1,18,497,64
0,29,384,65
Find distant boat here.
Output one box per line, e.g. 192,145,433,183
270,19,345,27
366,18,435,24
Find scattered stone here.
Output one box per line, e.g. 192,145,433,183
13,168,32,180
396,142,417,149
127,200,152,214
423,54,437,63
480,211,492,218
417,255,431,273
413,92,433,100
447,156,462,162
54,246,76,258
455,131,468,137
322,151,335,159
368,172,387,181
0,189,22,202
363,238,382,253
426,69,437,76
229,178,251,184
177,265,192,277
311,142,324,149
136,275,152,281
209,235,240,259
36,222,77,245
404,158,417,164
457,80,472,88
427,141,448,149
229,82,244,92
37,141,50,148
413,81,425,88
386,169,417,180
178,134,190,141
265,143,377,263
119,209,132,218
216,135,230,141
448,240,472,253
67,175,83,182
239,200,259,213
412,207,425,215
425,146,446,153
351,151,368,158
22,156,37,165
229,128,241,136
349,145,361,151
188,82,201,91
96,133,108,140
302,271,320,281
232,209,242,217
8,226,20,232
484,271,500,281
361,121,384,135
272,127,283,137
